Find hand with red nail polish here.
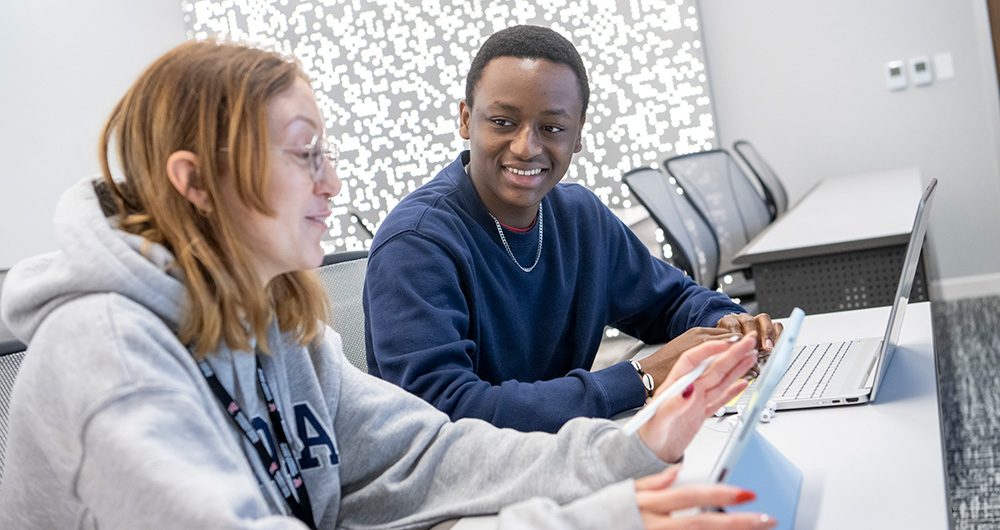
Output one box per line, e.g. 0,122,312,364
637,334,758,464
635,466,777,529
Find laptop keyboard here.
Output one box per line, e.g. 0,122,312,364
735,340,863,407
777,341,857,399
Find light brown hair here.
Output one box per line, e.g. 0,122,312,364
99,40,328,357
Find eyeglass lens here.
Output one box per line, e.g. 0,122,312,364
310,137,338,181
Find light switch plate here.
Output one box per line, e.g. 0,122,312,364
933,52,955,80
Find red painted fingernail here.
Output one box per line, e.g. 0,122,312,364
681,384,694,399
735,490,757,503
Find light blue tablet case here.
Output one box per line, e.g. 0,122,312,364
723,430,802,529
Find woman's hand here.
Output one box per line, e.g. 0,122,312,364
635,466,777,530
636,334,757,463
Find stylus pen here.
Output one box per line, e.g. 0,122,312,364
621,353,722,435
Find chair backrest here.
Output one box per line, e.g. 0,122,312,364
314,250,369,373
664,150,772,275
623,167,721,289
733,140,788,220
0,339,27,484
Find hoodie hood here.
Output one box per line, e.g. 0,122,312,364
1,178,186,344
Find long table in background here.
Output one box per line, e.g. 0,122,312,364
446,302,949,530
733,167,930,318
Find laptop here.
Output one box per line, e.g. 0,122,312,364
726,177,937,413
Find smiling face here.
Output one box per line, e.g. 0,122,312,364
460,56,585,228
222,77,342,284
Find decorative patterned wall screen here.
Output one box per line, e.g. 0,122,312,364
183,0,717,253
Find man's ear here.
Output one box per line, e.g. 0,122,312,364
459,99,471,140
574,114,586,153
165,150,212,212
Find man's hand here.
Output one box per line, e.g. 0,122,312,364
638,328,742,388
716,313,783,378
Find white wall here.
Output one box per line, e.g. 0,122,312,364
0,0,188,269
6,0,1000,301
699,0,1000,300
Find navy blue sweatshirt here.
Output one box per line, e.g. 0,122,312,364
364,152,743,432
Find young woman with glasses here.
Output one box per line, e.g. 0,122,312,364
0,40,774,530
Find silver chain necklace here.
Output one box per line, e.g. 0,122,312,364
489,202,543,273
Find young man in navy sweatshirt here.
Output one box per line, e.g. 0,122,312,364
363,25,781,433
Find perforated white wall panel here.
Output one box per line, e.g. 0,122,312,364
183,0,716,252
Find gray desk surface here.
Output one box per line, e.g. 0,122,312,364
448,302,947,530
733,167,924,265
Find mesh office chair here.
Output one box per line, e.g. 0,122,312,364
598,167,723,367
733,140,789,221
0,339,27,484
663,150,771,308
314,250,369,373
623,167,721,289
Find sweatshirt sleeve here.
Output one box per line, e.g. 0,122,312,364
600,204,745,343
333,357,665,530
494,481,643,529
364,231,648,432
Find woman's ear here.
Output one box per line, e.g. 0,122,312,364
166,151,212,212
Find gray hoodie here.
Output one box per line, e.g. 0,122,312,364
0,178,669,529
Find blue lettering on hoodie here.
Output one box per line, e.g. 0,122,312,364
249,403,339,471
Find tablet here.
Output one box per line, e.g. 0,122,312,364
709,307,804,484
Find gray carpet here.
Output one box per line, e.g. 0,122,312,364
934,295,1000,529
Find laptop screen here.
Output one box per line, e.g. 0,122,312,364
870,178,937,401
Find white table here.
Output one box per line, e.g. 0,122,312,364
735,167,924,262
668,302,947,529
447,302,949,529
731,168,930,317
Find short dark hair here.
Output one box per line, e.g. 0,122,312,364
465,25,589,117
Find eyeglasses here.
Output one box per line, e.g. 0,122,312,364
272,133,339,182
